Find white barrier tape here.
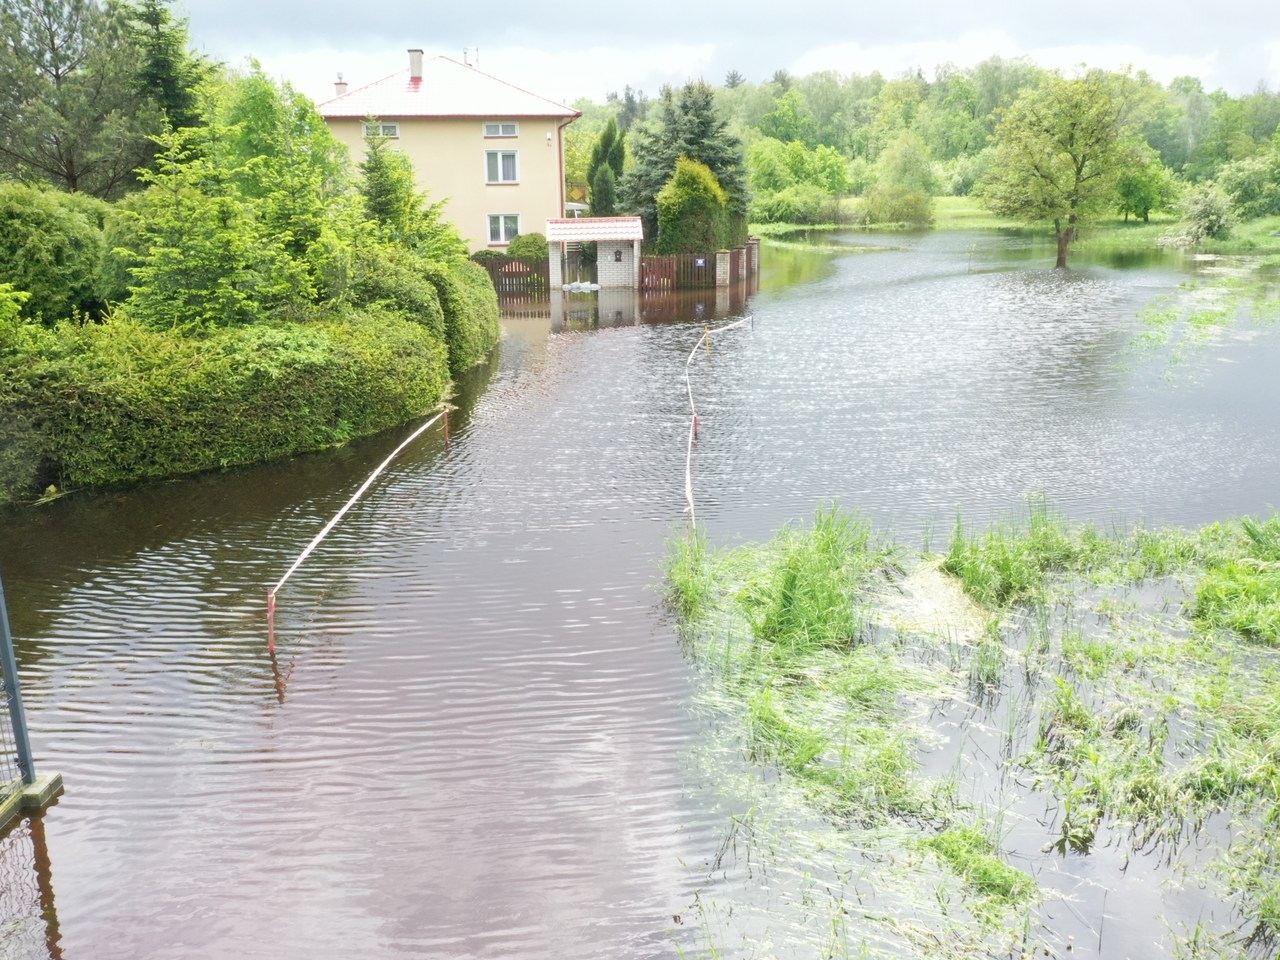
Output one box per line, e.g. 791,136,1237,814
267,408,447,652
683,314,753,530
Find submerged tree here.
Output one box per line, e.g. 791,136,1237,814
980,70,1144,267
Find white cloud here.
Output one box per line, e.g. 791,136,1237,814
792,31,1223,88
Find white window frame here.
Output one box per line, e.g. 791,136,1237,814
362,121,400,138
488,214,519,244
485,150,519,184
483,121,518,138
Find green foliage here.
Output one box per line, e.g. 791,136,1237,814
0,182,108,321
749,183,830,225
980,70,1146,266
357,133,466,261
923,826,1035,904
1115,151,1181,222
655,156,729,253
944,498,1088,608
505,231,548,259
586,116,625,203
739,507,877,653
863,132,936,225
220,70,349,259
0,0,163,197
1216,149,1280,219
422,259,500,375
664,529,714,623
759,89,817,146
1194,516,1280,644
936,148,994,196
99,190,150,304
1166,183,1235,245
621,81,748,246
350,243,445,341
589,163,617,216
125,128,312,328
0,308,449,500
126,0,206,131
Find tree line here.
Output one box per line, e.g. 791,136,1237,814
566,57,1280,257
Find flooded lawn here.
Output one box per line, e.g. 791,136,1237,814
668,504,1280,959
0,230,1277,959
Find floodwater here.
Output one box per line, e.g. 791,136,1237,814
1,231,1278,959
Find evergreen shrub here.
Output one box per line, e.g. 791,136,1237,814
0,309,449,501
422,259,500,375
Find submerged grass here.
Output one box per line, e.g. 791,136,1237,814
671,500,1280,958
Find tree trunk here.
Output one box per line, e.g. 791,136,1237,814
1055,231,1069,268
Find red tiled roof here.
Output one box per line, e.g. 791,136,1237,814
546,217,644,242
318,55,579,120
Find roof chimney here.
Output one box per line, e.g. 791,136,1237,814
408,48,423,81
334,72,348,96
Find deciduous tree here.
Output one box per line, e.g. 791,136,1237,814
980,70,1144,267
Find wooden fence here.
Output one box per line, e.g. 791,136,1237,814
640,253,717,291
473,256,551,296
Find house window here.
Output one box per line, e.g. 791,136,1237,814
362,121,400,138
485,150,518,183
483,122,518,138
488,214,519,244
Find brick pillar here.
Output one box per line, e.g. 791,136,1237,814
716,249,730,287
736,246,746,282
748,238,760,275
549,244,563,289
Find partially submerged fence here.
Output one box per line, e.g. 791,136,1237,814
472,256,551,296
642,239,759,293
641,254,716,291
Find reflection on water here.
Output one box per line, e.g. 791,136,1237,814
1,230,1278,958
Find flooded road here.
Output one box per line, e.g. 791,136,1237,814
1,231,1277,959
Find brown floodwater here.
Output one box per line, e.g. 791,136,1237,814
1,231,1278,959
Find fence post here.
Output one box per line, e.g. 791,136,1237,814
0,569,35,785
715,249,730,287
549,244,563,290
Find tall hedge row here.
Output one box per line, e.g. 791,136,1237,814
423,259,501,374
0,309,449,499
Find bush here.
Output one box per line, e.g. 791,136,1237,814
506,231,549,258
656,156,730,253
470,248,506,262
0,309,449,500
0,183,109,322
422,259,500,374
351,244,446,341
1217,153,1280,220
750,184,828,224
862,185,934,226
1162,184,1234,246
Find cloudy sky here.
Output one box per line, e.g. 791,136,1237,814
175,0,1280,107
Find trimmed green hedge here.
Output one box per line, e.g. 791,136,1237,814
0,308,449,501
423,259,500,374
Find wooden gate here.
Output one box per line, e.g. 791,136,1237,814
641,255,676,291
474,256,550,296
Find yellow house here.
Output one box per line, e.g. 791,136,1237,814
318,50,580,251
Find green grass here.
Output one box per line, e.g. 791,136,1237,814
668,502,1280,956
922,825,1035,905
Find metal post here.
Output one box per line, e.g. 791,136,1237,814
0,568,35,784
